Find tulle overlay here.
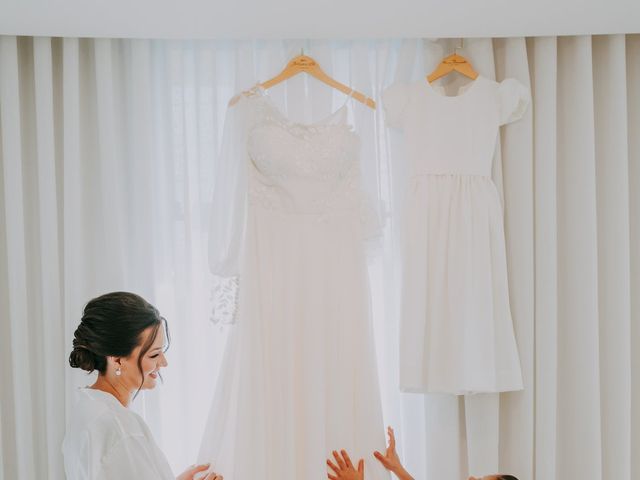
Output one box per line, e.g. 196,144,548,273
200,89,388,480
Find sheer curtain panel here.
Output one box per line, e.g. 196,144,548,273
0,35,639,480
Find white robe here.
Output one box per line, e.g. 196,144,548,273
63,388,174,480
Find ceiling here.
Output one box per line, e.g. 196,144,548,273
1,0,639,39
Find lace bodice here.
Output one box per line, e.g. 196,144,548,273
207,86,381,283
241,89,367,216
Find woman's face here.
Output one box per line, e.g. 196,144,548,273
118,325,168,392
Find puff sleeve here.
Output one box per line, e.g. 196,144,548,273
498,78,531,125
382,82,411,129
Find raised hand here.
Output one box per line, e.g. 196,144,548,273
327,449,365,480
373,427,413,480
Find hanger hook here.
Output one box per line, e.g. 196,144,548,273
454,38,464,55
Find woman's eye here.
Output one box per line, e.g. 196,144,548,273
149,354,160,359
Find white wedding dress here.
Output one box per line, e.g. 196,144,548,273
199,86,387,480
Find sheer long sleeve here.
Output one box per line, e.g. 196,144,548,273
208,99,250,277
208,97,252,325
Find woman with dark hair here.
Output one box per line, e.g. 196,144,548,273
63,291,222,480
327,427,518,480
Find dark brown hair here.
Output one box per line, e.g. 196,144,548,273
500,476,519,480
69,292,169,397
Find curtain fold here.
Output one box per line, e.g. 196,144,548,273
529,35,558,480
628,35,640,480
1,35,36,479
593,34,632,480
0,34,638,480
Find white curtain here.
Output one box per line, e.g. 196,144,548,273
1,35,639,480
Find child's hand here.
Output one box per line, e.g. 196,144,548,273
373,427,413,480
327,450,364,480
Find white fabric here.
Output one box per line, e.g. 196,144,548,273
62,389,174,480
199,86,388,480
1,36,640,480
382,75,527,394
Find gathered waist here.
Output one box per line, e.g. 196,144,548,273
408,174,502,204
251,202,361,218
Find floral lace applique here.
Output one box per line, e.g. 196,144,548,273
210,275,239,325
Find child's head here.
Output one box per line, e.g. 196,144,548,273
469,476,519,480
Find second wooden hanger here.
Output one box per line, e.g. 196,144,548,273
427,39,479,83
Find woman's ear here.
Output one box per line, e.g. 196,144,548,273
106,356,122,371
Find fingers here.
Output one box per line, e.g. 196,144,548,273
327,458,341,474
373,451,391,468
358,459,365,474
341,450,354,469
333,450,346,469
191,464,211,473
327,475,338,480
388,426,396,450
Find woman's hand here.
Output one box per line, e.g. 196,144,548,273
327,450,365,480
373,427,413,480
176,464,223,480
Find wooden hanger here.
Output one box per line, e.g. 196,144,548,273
427,39,479,84
229,50,376,109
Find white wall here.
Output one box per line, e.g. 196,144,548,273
1,0,639,39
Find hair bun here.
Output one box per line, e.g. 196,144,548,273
69,346,98,372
